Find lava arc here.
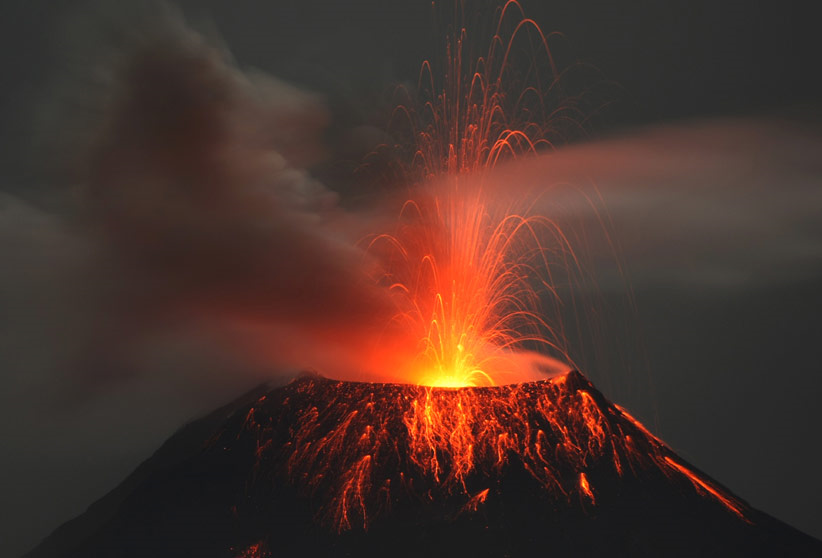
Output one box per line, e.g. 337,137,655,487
364,1,585,388
25,3,822,558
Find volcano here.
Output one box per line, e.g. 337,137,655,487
28,370,821,557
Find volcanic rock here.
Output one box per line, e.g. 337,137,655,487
27,371,822,557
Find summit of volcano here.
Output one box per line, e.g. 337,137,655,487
28,370,822,558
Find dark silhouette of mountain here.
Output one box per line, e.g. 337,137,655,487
27,371,822,557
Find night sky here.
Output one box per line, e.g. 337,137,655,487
1,1,821,555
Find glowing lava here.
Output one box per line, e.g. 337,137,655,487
366,1,582,387
369,187,576,387
237,1,750,541
226,371,749,533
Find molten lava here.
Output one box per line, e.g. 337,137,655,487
34,370,822,558
364,1,583,388
23,4,822,558
230,3,744,537
226,1,750,544
225,371,748,533
244,0,743,545
368,188,576,387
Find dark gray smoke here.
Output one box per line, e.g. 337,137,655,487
7,9,403,399
0,10,397,553
3,5,822,555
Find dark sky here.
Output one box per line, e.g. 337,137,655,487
3,0,820,163
1,1,821,555
182,0,822,124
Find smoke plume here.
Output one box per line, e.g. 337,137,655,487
2,6,822,554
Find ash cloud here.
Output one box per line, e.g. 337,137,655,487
2,5,822,555
3,8,820,413
79,26,390,383
1,10,400,553
11,10,400,398
11,8,818,415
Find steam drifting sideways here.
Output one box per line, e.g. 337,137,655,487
52,3,585,390
9,5,820,397
5,2,822,556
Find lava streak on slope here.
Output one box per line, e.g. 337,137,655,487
216,370,747,533
30,370,822,558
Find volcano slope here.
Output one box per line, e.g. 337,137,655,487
28,371,822,558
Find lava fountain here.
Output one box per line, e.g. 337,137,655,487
25,4,822,558
258,0,747,534
296,0,747,531
365,0,584,388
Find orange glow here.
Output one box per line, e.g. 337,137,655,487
579,472,595,503
369,191,576,387
233,542,268,558
233,372,749,533
618,406,748,520
462,488,490,513
663,457,748,520
365,1,579,387
234,1,751,538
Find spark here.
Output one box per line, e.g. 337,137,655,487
228,372,749,532
663,457,748,520
366,0,581,387
579,472,595,503
235,1,748,535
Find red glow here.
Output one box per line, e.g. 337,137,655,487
462,488,490,513
663,457,748,520
232,372,749,532
232,541,269,558
364,1,581,387
579,472,595,503
238,1,750,536
618,405,748,520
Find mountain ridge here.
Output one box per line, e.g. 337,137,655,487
27,370,822,557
